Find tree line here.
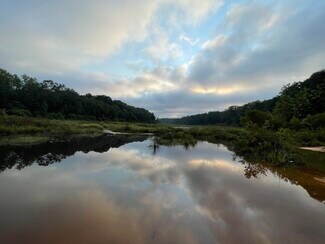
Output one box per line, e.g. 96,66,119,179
160,70,325,128
0,68,156,123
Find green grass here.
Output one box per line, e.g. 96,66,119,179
0,116,105,135
296,149,325,173
0,115,324,172
0,115,244,146
0,116,169,135
101,122,174,134
0,135,49,146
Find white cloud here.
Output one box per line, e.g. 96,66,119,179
60,66,180,98
201,35,227,50
0,0,222,75
1,0,325,117
169,0,224,25
180,33,199,46
145,28,183,61
188,0,325,90
0,0,160,74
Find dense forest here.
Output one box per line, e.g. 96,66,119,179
160,70,325,127
0,68,156,123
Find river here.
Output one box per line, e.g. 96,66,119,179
0,135,324,243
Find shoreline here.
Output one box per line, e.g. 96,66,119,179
299,147,325,153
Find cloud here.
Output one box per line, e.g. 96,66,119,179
1,0,324,117
47,66,181,98
0,0,221,75
166,0,224,25
180,33,199,46
123,86,278,118
201,35,227,50
145,29,183,61
188,0,325,89
0,0,160,74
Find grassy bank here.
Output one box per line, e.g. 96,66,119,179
296,148,325,173
1,115,324,173
156,126,246,147
0,115,177,145
0,135,49,146
0,115,175,135
0,115,104,135
0,115,246,147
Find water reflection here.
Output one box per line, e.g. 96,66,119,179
0,134,146,171
0,138,324,243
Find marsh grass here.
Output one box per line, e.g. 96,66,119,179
0,116,106,135
0,115,323,171
0,135,49,146
296,149,325,173
157,131,197,148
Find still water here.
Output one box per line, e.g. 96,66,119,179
0,135,325,244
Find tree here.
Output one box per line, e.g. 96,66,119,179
0,68,156,123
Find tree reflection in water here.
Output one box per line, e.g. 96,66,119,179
1,136,324,203
0,134,147,172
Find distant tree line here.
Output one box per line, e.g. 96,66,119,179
160,98,278,126
160,70,325,128
0,68,156,123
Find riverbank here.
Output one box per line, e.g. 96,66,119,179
1,115,324,173
299,147,325,153
0,115,244,146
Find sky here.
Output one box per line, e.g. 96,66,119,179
1,0,325,118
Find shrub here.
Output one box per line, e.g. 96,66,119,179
47,113,64,120
0,109,6,118
303,112,325,129
294,130,317,146
241,110,272,127
233,126,298,166
316,128,325,143
7,108,32,117
289,117,302,130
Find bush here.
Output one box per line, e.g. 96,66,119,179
303,112,325,129
241,110,272,127
233,126,298,166
316,128,325,143
293,130,317,146
289,117,302,130
0,109,6,117
47,113,64,120
7,108,32,117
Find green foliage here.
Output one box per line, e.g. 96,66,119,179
6,107,32,117
160,98,278,126
296,148,325,173
158,131,197,148
273,70,325,122
0,109,6,117
161,70,325,128
303,112,325,129
0,115,104,135
46,112,64,120
0,115,174,137
289,117,301,130
0,68,156,123
293,130,320,146
1,67,324,170
233,126,298,166
241,110,272,127
0,135,49,146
